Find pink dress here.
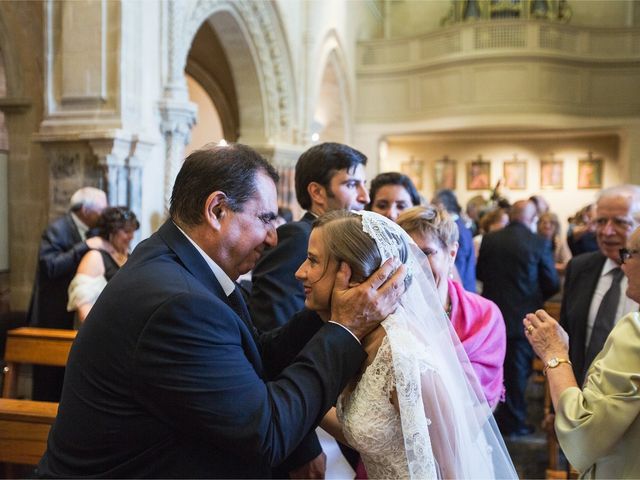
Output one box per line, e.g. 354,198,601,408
448,279,506,408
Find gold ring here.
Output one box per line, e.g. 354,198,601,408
526,325,534,334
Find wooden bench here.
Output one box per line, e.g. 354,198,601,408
0,327,76,469
0,399,57,465
2,327,77,398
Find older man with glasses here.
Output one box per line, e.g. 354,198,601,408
560,184,640,386
523,225,640,479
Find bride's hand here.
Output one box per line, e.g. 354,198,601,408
330,258,406,340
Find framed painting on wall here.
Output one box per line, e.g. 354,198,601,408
466,158,491,190
578,157,603,189
503,161,527,190
540,159,563,189
434,156,457,191
400,157,424,191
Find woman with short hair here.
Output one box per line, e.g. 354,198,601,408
67,206,139,323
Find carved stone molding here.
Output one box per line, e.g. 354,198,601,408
166,0,295,142
158,98,197,212
0,97,31,115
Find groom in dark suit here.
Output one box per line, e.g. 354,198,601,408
249,142,370,332
36,143,404,478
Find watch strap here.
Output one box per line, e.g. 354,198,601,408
543,357,572,376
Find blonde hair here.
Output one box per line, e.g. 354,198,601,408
313,210,408,285
397,205,458,248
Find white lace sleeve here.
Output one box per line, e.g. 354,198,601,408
67,273,107,312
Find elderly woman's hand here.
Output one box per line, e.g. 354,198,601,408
523,309,569,363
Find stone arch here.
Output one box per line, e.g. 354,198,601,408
309,30,353,144
171,0,297,144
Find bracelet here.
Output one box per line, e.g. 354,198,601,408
543,357,572,376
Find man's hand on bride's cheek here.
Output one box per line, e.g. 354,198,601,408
331,258,407,340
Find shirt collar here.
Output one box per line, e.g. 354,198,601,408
601,257,622,277
70,212,89,240
174,222,236,296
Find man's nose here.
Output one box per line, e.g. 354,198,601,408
265,226,278,247
602,220,616,235
358,185,370,205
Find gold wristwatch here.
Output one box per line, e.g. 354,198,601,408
543,357,572,376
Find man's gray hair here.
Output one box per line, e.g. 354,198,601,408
69,187,106,212
597,184,640,222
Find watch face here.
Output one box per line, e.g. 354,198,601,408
548,358,559,367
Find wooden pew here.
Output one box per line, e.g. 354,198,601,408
1,327,76,469
2,327,77,398
0,399,58,465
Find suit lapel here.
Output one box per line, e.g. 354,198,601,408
157,220,262,367
66,213,84,243
157,220,227,298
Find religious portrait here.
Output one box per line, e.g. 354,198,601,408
578,158,603,189
400,157,424,191
466,159,491,190
503,161,527,190
540,160,563,189
434,157,457,191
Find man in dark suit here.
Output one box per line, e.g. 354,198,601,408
561,185,640,385
477,199,559,437
28,187,109,401
249,142,369,332
36,144,404,478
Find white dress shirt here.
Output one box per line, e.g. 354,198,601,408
585,258,639,347
70,212,90,240
174,223,235,296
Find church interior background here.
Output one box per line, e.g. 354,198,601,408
0,0,639,322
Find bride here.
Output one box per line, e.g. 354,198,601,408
295,210,516,479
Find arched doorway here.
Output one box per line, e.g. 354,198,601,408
309,32,352,144
184,73,225,156
312,53,348,143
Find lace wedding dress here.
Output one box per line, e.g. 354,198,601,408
337,321,416,479
334,211,517,480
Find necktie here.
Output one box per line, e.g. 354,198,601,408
584,267,624,375
228,286,259,340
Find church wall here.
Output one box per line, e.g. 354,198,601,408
382,133,620,232
0,1,47,311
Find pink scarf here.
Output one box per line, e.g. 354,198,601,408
448,279,506,408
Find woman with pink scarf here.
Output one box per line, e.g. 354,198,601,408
398,205,506,408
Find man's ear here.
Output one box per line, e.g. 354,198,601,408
308,182,326,207
204,191,228,231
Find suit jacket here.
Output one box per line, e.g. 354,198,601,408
477,221,559,339
27,213,90,329
37,220,365,478
454,216,476,293
249,212,315,331
560,251,607,384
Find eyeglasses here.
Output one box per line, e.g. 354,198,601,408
594,217,634,230
619,248,640,264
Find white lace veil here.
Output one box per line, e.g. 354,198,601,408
355,211,517,480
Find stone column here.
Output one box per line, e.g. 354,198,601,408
88,137,133,207
158,99,196,213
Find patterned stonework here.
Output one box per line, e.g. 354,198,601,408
172,0,295,141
